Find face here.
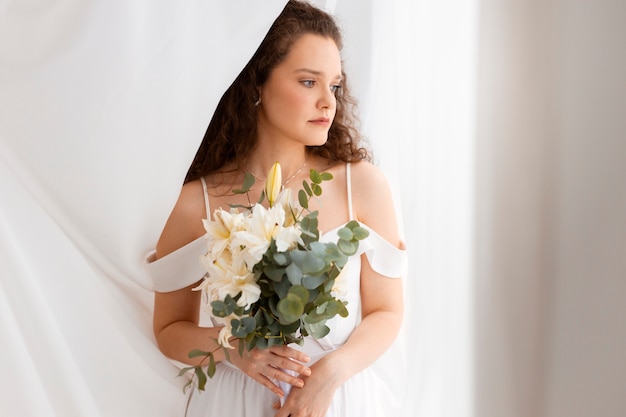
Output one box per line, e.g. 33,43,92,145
257,34,342,147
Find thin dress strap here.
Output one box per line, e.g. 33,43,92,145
200,176,211,219
346,163,354,221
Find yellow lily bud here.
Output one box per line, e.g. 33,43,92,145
265,162,282,207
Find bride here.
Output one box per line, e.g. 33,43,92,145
147,1,405,416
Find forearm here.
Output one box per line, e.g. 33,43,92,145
321,308,403,387
156,321,230,366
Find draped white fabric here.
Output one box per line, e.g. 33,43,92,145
0,1,289,415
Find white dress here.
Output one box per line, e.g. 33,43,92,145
146,164,407,417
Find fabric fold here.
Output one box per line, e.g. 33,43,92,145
357,224,407,279
145,235,206,292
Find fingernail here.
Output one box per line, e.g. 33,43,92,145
303,368,311,376
296,380,304,387
303,355,310,362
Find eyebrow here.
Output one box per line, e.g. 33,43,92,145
294,68,343,81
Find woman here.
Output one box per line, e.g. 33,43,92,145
147,1,405,416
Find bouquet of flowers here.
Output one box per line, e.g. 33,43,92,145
180,162,369,392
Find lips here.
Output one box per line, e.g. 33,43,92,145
308,117,330,125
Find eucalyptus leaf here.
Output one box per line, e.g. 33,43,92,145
264,265,286,281
273,252,289,266
254,308,264,326
352,226,370,240
302,274,325,290
207,353,216,378
289,249,306,267
337,227,354,241
246,336,257,351
310,169,322,184
231,317,255,338
302,180,313,197
338,239,358,256
324,299,347,317
345,220,360,230
267,320,279,332
188,349,211,359
277,294,304,324
313,293,334,306
312,183,322,196
286,262,303,285
243,316,257,332
288,285,310,304
178,366,195,377
308,241,327,255
232,171,256,194
281,318,302,334
298,189,309,209
285,334,305,346
268,337,284,347
196,365,208,390
324,276,336,293
303,321,330,339
228,203,254,210
262,308,275,324
273,276,290,299
210,300,228,317
301,252,327,274
268,296,279,317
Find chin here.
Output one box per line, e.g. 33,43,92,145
306,137,329,147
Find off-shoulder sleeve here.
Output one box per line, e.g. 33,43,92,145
357,225,407,278
144,235,207,292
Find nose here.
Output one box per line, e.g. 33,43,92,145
317,87,336,110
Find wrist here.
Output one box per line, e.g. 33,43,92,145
315,353,352,389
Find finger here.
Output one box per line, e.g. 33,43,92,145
263,365,305,388
272,400,281,410
271,356,312,377
252,373,284,398
270,345,310,363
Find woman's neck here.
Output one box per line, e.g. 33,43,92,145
245,144,308,183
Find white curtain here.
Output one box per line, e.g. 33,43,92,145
475,1,626,417
2,1,625,417
0,1,291,415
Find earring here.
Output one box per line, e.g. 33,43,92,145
254,97,261,107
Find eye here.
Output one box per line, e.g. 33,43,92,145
301,80,315,87
330,84,342,94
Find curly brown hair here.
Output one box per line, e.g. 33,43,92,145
184,0,370,184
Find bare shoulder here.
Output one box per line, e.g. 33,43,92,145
155,179,207,259
349,160,390,191
350,161,401,247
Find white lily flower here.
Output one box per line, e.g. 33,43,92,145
203,209,245,258
217,318,235,349
196,253,261,309
231,204,276,266
274,225,303,252
276,188,300,226
331,263,350,298
265,162,282,207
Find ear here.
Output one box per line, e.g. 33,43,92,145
254,87,263,107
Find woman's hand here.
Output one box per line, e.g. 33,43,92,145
229,344,312,399
274,356,342,417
